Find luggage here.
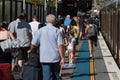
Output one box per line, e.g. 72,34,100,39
22,65,42,80
26,53,40,67
0,63,12,80
22,52,43,80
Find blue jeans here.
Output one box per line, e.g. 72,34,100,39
41,62,60,80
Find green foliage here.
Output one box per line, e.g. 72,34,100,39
48,0,55,7
26,0,44,5
26,0,55,7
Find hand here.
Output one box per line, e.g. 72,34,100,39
60,58,64,68
27,49,32,54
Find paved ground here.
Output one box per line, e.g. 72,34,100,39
12,40,83,80
60,40,83,80
13,34,120,80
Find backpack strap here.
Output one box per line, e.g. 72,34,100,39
94,24,98,34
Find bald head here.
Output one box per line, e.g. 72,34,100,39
46,14,56,24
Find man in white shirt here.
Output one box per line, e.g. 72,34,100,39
29,16,41,39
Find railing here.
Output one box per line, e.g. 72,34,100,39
0,0,56,24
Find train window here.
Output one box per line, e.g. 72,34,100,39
38,6,40,22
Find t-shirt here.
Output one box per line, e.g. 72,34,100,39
8,20,20,35
15,21,31,47
32,23,63,63
29,21,40,39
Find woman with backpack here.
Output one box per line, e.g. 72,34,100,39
85,19,97,58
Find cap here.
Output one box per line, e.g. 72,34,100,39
66,15,70,18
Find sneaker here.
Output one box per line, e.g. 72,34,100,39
59,76,62,80
69,60,73,64
68,63,75,68
65,50,68,57
90,54,93,58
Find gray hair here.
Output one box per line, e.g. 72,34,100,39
46,14,56,23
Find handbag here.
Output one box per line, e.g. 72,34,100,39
0,39,21,57
0,39,12,53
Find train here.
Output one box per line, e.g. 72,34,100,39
100,1,120,67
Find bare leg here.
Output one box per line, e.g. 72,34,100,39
18,60,24,72
88,39,93,57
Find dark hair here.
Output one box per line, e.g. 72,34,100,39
69,31,74,37
32,15,38,19
17,13,26,20
88,19,94,24
0,21,8,29
70,19,77,26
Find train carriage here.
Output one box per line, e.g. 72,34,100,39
100,1,120,67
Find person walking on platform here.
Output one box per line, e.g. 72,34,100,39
29,15,41,39
67,31,76,65
85,19,97,58
28,14,64,80
64,15,71,33
8,15,20,72
8,13,32,72
0,21,15,80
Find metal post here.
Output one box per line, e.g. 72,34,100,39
10,0,13,21
23,0,26,13
15,0,17,19
94,0,96,8
44,0,47,16
2,0,5,21
44,0,47,24
55,0,58,16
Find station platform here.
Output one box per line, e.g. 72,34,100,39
13,32,120,80
61,32,120,80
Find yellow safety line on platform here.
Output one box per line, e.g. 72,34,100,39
90,59,95,80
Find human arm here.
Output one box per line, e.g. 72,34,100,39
58,45,64,68
57,30,65,68
28,30,40,54
27,44,37,54
9,32,16,40
85,25,89,36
